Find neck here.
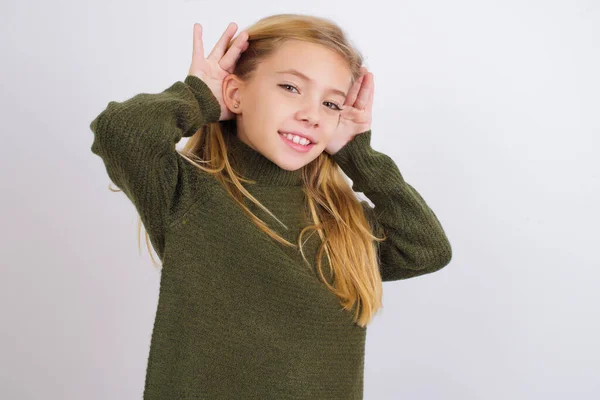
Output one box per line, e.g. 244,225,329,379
222,121,303,187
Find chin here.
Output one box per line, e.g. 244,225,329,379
269,148,320,171
276,160,305,172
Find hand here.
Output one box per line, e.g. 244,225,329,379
188,22,249,121
325,67,374,155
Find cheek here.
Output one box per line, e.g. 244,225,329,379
321,118,339,137
244,103,272,133
256,96,286,120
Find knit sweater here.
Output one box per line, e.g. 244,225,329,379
89,75,452,399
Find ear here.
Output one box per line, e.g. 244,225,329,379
222,74,244,115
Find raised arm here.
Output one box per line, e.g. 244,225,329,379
89,75,221,259
332,130,452,281
89,23,248,260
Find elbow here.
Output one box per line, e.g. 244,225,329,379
439,240,452,266
413,241,452,275
379,240,452,282
430,240,452,270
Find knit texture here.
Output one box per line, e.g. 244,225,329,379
89,75,452,399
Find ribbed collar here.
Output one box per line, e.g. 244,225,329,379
222,121,303,187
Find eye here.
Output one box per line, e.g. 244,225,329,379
279,84,299,93
324,101,342,111
279,84,343,112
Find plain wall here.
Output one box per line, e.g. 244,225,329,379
1,0,598,398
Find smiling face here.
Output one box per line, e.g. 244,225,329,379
223,40,353,171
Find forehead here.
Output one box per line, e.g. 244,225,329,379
258,40,352,93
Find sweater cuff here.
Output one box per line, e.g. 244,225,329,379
331,130,373,170
184,75,222,125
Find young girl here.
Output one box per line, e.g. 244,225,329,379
90,13,452,400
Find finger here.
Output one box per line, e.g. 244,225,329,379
364,74,374,113
192,23,205,60
219,31,249,73
208,22,238,61
358,66,368,79
365,89,374,114
354,72,373,110
344,74,365,107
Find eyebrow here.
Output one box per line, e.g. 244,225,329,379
276,69,347,98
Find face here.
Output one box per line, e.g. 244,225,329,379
224,40,353,171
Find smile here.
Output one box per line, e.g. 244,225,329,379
279,132,315,153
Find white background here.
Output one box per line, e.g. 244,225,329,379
1,0,598,398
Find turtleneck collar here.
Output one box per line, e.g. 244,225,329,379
222,121,303,187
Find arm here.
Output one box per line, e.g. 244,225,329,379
89,75,221,259
331,130,452,281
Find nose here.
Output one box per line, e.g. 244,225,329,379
297,99,320,126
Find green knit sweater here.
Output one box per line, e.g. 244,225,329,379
89,75,452,399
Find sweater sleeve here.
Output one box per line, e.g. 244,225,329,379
89,75,221,260
331,130,452,281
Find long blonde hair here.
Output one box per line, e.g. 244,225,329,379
119,13,386,327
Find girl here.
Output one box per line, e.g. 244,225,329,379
90,13,452,400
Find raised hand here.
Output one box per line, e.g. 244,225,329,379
188,22,249,121
325,67,374,155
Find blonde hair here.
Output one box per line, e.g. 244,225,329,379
120,13,386,327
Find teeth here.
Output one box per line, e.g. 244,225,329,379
282,132,311,146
